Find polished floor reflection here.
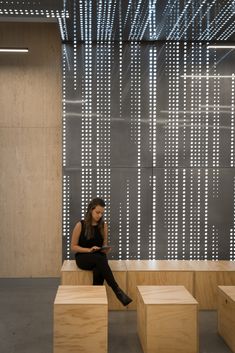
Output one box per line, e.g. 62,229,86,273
0,279,232,353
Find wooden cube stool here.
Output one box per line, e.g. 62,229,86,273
137,285,198,353
54,285,108,353
61,260,127,310
218,286,235,353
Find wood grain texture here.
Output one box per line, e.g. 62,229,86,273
127,270,194,310
195,271,235,309
138,285,198,304
0,23,61,277
188,260,235,271
137,287,147,353
54,286,108,353
126,260,195,271
218,285,235,301
61,260,127,310
137,286,198,353
218,286,235,353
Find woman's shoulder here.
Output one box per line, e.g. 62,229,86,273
74,220,83,229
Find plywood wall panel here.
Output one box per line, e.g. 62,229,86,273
0,23,61,277
0,22,61,128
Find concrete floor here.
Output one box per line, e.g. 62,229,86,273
0,278,232,353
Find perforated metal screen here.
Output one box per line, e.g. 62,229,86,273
62,42,235,261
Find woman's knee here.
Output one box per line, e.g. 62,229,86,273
93,253,108,266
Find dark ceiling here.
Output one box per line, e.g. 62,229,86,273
0,0,235,42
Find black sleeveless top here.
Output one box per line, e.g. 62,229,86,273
78,220,104,248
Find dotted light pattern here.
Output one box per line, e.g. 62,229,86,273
62,45,67,168
204,169,209,259
0,1,69,18
149,46,157,260
62,39,235,260
164,42,180,260
96,40,112,223
204,45,210,260
212,225,219,260
149,0,234,41
205,44,210,167
183,42,187,159
128,0,144,40
190,42,197,168
80,0,93,217
163,41,230,260
188,170,206,260
201,0,235,41
130,41,142,259
62,175,70,259
212,49,220,213
182,169,186,259
150,175,157,259
73,0,77,90
149,46,157,165
231,74,235,166
126,180,130,259
57,1,235,261
1,0,235,42
119,0,123,119
118,203,122,259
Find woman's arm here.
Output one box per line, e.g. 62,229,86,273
71,222,100,253
102,222,108,245
101,222,111,254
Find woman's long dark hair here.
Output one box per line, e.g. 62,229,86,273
84,198,106,239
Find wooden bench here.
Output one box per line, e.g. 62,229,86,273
137,285,198,353
61,260,127,310
54,285,108,353
126,260,194,310
61,260,235,311
218,286,235,353
190,261,235,310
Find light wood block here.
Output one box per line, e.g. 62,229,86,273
192,261,235,309
54,285,108,353
137,285,198,353
126,260,194,310
218,286,235,353
61,260,127,310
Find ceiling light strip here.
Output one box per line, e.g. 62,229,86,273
208,45,235,49
181,75,233,78
0,48,28,52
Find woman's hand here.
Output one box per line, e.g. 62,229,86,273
90,246,101,253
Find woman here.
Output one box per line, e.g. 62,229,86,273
71,197,132,306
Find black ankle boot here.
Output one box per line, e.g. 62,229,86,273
115,288,132,306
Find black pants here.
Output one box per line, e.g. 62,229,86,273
75,252,118,291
